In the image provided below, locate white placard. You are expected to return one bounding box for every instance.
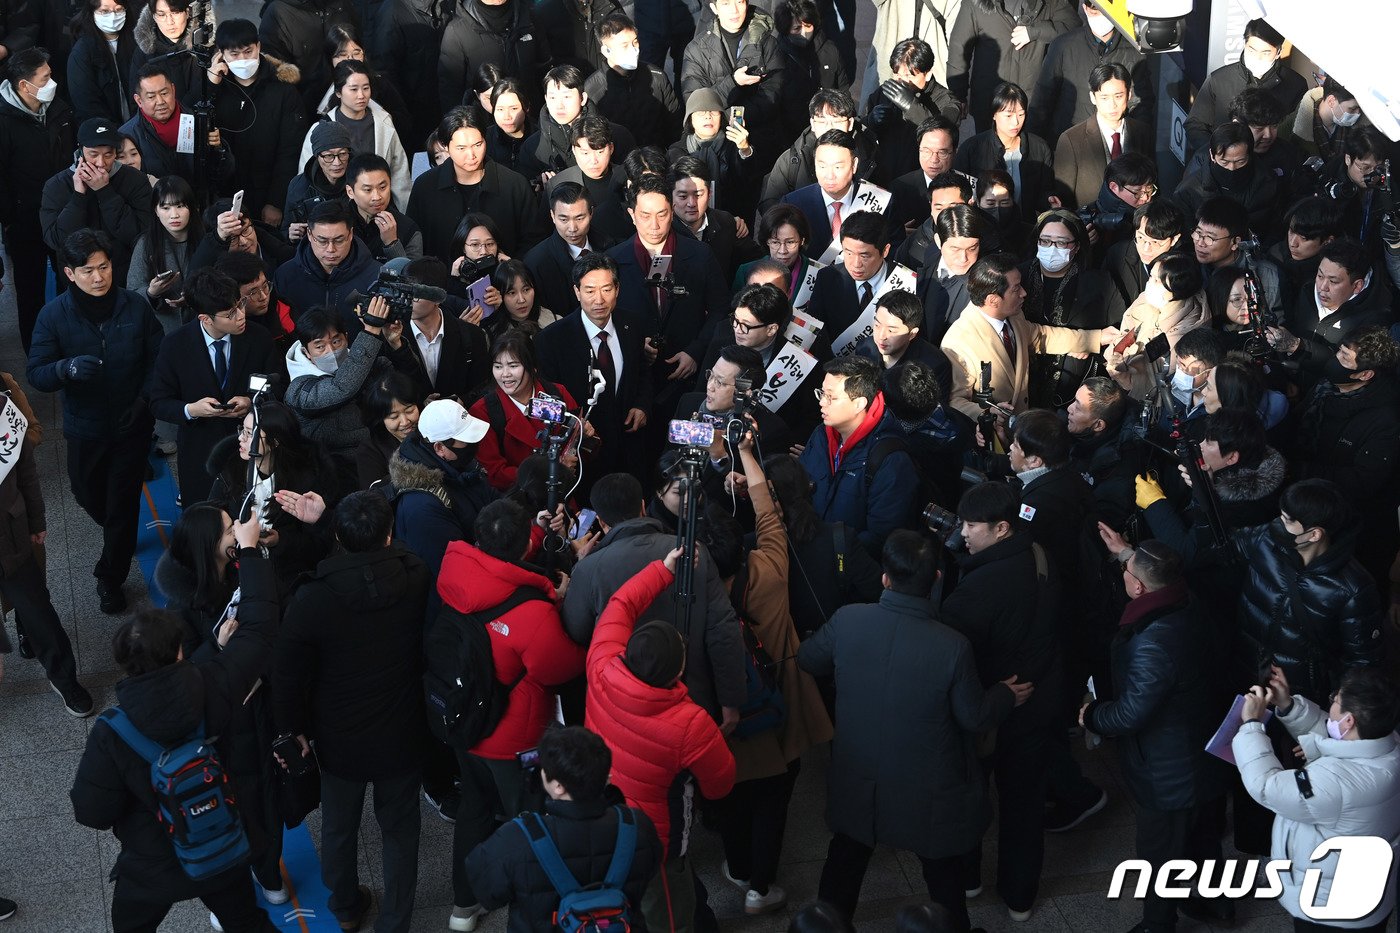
[783,310,824,351]
[873,262,918,300]
[757,342,819,413]
[792,259,825,310]
[177,113,196,154]
[817,237,842,266]
[851,181,893,215]
[0,396,30,486]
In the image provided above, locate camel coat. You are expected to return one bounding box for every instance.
[1106,292,1210,399]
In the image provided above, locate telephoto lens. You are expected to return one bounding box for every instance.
[923,503,964,550]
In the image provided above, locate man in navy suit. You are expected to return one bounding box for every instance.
[525,183,601,319]
[780,129,889,261]
[607,174,727,455]
[855,288,953,405]
[805,210,896,356]
[149,267,281,503]
[534,253,653,485]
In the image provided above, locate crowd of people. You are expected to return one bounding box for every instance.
[2,0,1400,931]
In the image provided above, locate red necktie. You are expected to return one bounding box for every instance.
[830,201,843,240]
[1001,322,1016,361]
[595,331,615,388]
[1110,131,1123,161]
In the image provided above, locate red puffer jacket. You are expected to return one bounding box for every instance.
[438,541,586,761]
[585,560,736,860]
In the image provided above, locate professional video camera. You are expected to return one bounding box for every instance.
[350,257,448,326]
[1303,156,1393,201]
[970,362,1000,459]
[665,419,713,631]
[1074,202,1132,235]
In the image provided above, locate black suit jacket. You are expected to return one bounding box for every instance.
[534,309,652,478]
[694,328,824,440]
[782,180,892,261]
[149,319,281,502]
[524,233,587,320]
[403,310,491,404]
[674,209,763,282]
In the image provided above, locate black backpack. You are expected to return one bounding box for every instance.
[863,435,940,530]
[423,588,548,750]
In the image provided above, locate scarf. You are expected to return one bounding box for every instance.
[825,392,886,475]
[70,283,119,324]
[143,99,183,150]
[1118,580,1188,628]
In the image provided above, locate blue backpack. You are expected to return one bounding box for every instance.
[101,708,251,881]
[514,806,637,932]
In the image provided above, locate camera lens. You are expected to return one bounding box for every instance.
[923,503,962,547]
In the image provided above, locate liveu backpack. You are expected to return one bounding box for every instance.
[100,708,251,881]
[515,806,637,933]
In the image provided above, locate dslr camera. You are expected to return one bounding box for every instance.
[457,254,499,287]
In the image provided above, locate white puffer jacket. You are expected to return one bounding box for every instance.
[1233,695,1400,928]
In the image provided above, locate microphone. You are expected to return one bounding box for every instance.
[588,366,606,405]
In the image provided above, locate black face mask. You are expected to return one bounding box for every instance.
[1322,357,1362,387]
[986,204,1017,228]
[1268,517,1312,550]
[1209,159,1254,189]
[785,33,811,50]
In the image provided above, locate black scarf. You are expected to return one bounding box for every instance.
[70,284,119,324]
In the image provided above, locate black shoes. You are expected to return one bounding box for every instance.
[96,579,127,615]
[52,682,96,718]
[0,896,16,920]
[1044,787,1108,833]
[16,632,34,659]
[423,788,459,824]
[336,885,372,932]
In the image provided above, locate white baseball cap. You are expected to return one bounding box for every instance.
[418,399,489,444]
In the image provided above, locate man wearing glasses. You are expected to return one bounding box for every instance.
[280,121,354,243]
[1189,196,1285,317]
[273,200,383,333]
[150,267,281,503]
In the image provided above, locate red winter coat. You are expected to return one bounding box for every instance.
[585,560,736,860]
[438,541,586,760]
[469,382,579,491]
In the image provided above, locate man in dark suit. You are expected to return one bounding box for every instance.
[780,129,891,261]
[669,155,763,282]
[544,116,635,248]
[854,288,953,405]
[400,257,490,402]
[1052,64,1152,209]
[525,183,600,319]
[149,268,281,504]
[1104,199,1187,308]
[805,210,897,357]
[607,174,727,454]
[674,344,794,463]
[534,253,652,484]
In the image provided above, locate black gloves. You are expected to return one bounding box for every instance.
[879,78,918,113]
[63,355,102,382]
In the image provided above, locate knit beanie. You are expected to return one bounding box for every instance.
[683,88,725,123]
[310,121,353,155]
[624,621,686,687]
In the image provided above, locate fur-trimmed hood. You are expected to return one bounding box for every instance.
[134,6,193,55]
[388,446,451,508]
[262,54,301,85]
[706,7,776,46]
[1215,447,1285,503]
[1289,86,1322,138]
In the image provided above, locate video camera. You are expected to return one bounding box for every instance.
[1304,156,1393,201]
[1074,202,1132,235]
[922,503,965,550]
[456,254,499,288]
[350,257,448,326]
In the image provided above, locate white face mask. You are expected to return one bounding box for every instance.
[94,10,127,33]
[228,58,260,81]
[1241,51,1274,79]
[1171,367,1196,395]
[1333,107,1361,128]
[1144,280,1169,307]
[311,346,348,374]
[1037,244,1073,273]
[1087,13,1115,38]
[31,78,59,103]
[611,47,640,72]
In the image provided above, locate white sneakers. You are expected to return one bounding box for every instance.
[448,904,487,931]
[744,885,787,915]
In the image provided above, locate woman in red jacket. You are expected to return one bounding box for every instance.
[469,331,584,492]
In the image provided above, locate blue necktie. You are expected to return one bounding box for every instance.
[212,338,228,388]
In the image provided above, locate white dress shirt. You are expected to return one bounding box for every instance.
[184,324,229,420]
[580,314,624,386]
[411,313,445,387]
[1097,115,1126,155]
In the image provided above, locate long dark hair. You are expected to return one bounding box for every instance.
[1205,266,1251,329]
[450,212,503,260]
[244,399,320,481]
[362,370,422,446]
[73,0,135,43]
[167,502,234,611]
[144,175,203,281]
[764,453,820,546]
[489,259,544,331]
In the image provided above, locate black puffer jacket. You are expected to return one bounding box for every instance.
[67,28,138,123]
[680,9,785,160]
[466,790,663,933]
[757,124,881,213]
[258,0,359,94]
[0,85,73,226]
[436,0,551,113]
[1028,27,1150,142]
[129,6,202,107]
[864,81,963,186]
[946,0,1078,131]
[1233,520,1384,704]
[1292,376,1400,504]
[1142,447,1286,568]
[374,0,455,143]
[69,548,278,905]
[214,55,308,218]
[1084,586,1223,810]
[1184,58,1307,152]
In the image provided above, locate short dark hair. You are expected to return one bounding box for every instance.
[1228,86,1288,127]
[1343,126,1389,163]
[112,610,187,676]
[331,59,372,94]
[883,360,942,422]
[822,356,881,407]
[928,170,974,203]
[1106,152,1156,189]
[307,199,354,232]
[717,344,766,389]
[1196,195,1250,240]
[1280,478,1354,540]
[967,252,1019,306]
[1152,253,1203,300]
[1212,356,1266,414]
[1321,75,1355,106]
[1209,121,1254,158]
[489,328,539,374]
[976,168,1016,201]
[876,289,923,330]
[935,202,984,243]
[814,128,859,159]
[295,306,344,344]
[990,82,1029,114]
[1087,61,1130,92]
[1173,325,1224,366]
[215,251,268,288]
[1319,236,1371,283]
[474,499,532,562]
[345,152,391,187]
[1136,199,1186,240]
[734,282,789,328]
[625,171,671,209]
[1343,326,1400,374]
[757,203,810,247]
[622,145,669,185]
[537,726,612,799]
[1242,18,1284,49]
[838,210,887,250]
[881,530,939,595]
[436,105,487,147]
[1012,409,1070,468]
[702,503,746,579]
[889,37,935,73]
[61,228,114,269]
[595,11,636,42]
[571,251,620,288]
[185,267,241,319]
[1284,196,1342,242]
[592,473,643,527]
[214,17,258,51]
[549,180,594,211]
[1131,539,1183,589]
[8,46,51,85]
[915,114,960,149]
[669,154,712,187]
[334,491,394,553]
[571,115,612,149]
[958,480,1019,526]
[776,0,822,32]
[807,88,856,119]
[1203,406,1266,469]
[489,76,528,112]
[1079,376,1128,430]
[544,63,587,92]
[1337,667,1400,740]
[404,256,450,290]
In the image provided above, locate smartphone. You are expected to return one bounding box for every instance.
[669,419,715,447]
[273,734,313,777]
[747,67,768,78]
[211,402,235,411]
[570,508,598,541]
[728,105,745,128]
[516,746,540,771]
[155,269,177,281]
[231,189,244,217]
[1113,327,1137,356]
[528,394,565,424]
